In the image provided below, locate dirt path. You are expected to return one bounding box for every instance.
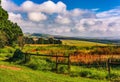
[0,65,21,71]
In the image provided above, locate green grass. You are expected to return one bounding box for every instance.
[62,40,107,47]
[0,61,108,82]
[0,52,108,82]
[0,42,119,82]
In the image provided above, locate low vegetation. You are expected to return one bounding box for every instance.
[0,40,120,82]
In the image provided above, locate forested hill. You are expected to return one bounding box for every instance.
[0,0,23,47]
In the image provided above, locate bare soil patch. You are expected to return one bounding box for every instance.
[0,65,21,71]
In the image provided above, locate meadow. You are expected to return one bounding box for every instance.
[0,40,120,82]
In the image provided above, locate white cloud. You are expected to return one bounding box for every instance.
[20,0,66,14]
[96,7,120,18]
[38,1,66,14]
[48,26,71,35]
[1,0,21,12]
[8,12,23,23]
[1,0,120,37]
[71,9,89,17]
[28,12,47,21]
[55,15,71,24]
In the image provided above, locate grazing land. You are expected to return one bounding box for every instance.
[0,40,120,82]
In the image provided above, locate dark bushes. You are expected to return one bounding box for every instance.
[11,49,24,62]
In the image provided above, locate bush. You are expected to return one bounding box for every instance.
[70,72,79,77]
[10,49,25,62]
[58,66,68,73]
[27,63,38,70]
[26,58,55,71]
[106,73,120,80]
[90,72,106,79]
[79,70,92,77]
[0,49,8,53]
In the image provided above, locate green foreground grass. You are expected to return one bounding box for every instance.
[0,57,108,82]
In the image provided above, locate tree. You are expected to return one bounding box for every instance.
[37,38,44,44]
[18,35,24,50]
[48,38,54,44]
[0,0,23,47]
[0,31,7,47]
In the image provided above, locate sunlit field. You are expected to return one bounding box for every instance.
[62,40,107,46]
[0,40,120,82]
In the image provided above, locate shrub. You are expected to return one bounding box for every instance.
[90,72,106,79]
[10,49,25,62]
[106,73,120,80]
[26,58,55,71]
[58,66,68,73]
[27,63,38,70]
[0,49,8,53]
[70,72,79,77]
[79,70,92,77]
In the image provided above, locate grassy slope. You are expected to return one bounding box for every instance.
[0,59,107,82]
[0,41,110,82]
[62,40,107,46]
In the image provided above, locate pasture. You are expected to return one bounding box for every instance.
[0,40,120,82]
[62,40,107,46]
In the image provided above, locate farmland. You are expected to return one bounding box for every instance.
[0,40,120,82]
[62,40,107,46]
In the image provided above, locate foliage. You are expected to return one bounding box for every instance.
[10,49,25,62]
[58,66,68,73]
[0,2,23,47]
[0,31,7,48]
[106,73,120,80]
[79,70,92,77]
[24,37,62,44]
[26,56,55,71]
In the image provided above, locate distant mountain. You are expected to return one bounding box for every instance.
[24,33,53,38]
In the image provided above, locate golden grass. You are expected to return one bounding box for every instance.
[62,40,107,47]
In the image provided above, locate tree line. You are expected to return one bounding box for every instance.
[0,0,23,48]
[24,37,62,44]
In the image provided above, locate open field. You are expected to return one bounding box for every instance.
[62,40,107,46]
[23,40,107,54]
[22,40,120,64]
[0,40,120,82]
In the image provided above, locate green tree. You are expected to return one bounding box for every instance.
[0,0,23,47]
[0,31,7,47]
[37,38,44,44]
[48,38,54,44]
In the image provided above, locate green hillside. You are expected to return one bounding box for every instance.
[62,40,107,47]
[0,59,107,82]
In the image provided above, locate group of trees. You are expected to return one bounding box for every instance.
[24,37,62,44]
[0,0,23,48]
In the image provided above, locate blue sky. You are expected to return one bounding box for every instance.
[1,0,120,37]
[11,0,120,11]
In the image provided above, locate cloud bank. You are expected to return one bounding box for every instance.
[1,0,120,37]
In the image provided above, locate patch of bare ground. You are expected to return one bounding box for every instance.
[0,65,21,71]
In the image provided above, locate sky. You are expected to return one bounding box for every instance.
[1,0,120,37]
